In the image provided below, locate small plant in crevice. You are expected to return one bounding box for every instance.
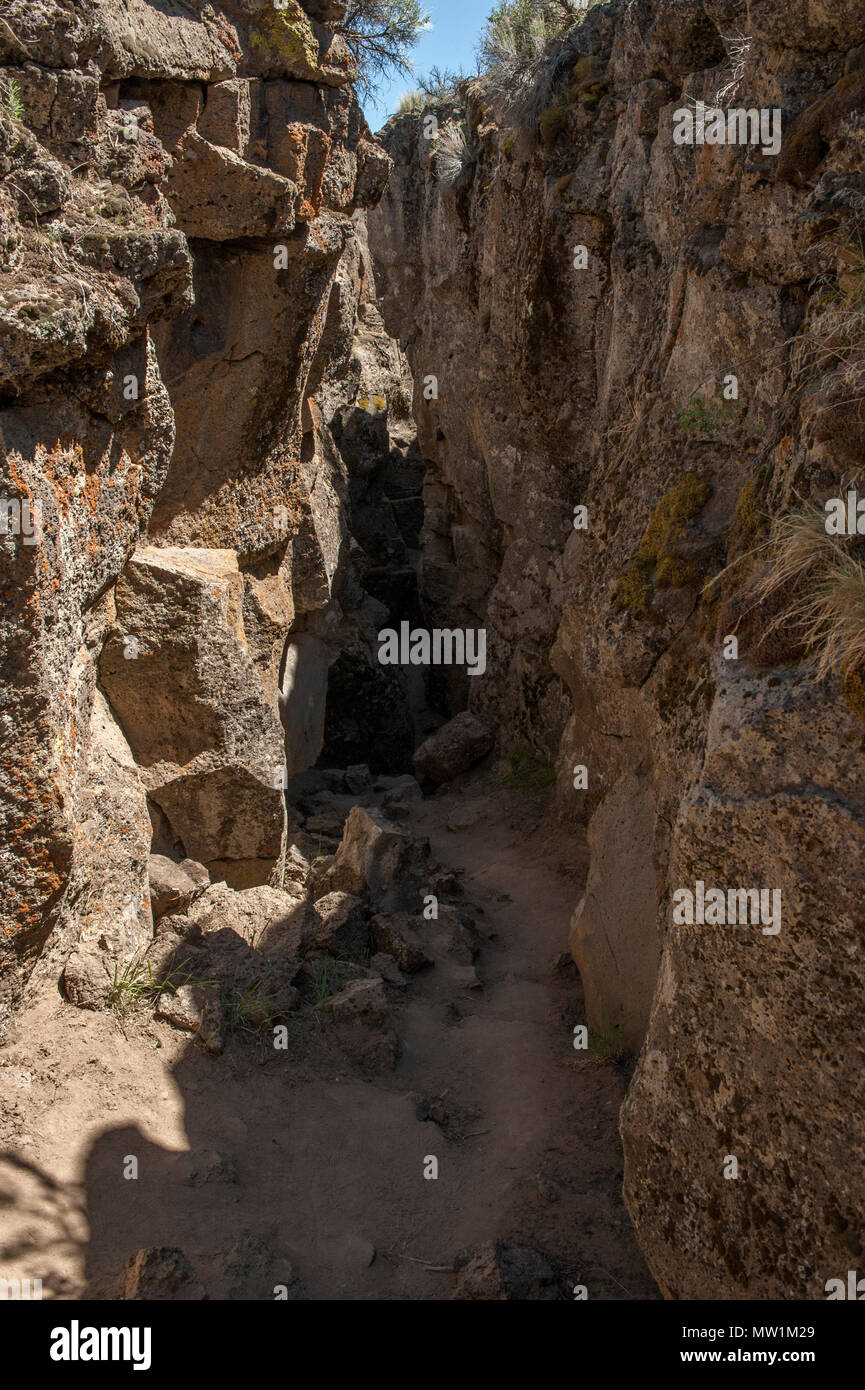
[497,744,556,792]
[676,396,738,434]
[433,119,480,187]
[2,75,24,122]
[587,1017,625,1065]
[312,957,337,1011]
[226,979,281,1033]
[107,954,215,1018]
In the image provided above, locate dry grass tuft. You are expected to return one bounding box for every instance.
[733,508,865,681]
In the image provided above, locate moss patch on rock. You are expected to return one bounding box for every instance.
[614,473,713,619]
[250,0,319,70]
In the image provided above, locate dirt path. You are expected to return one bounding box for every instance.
[0,774,657,1301]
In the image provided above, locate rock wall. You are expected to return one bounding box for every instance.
[368,0,865,1297]
[0,0,407,1019]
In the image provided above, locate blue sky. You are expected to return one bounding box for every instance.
[363,0,493,128]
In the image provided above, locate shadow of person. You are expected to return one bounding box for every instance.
[81,1029,309,1300]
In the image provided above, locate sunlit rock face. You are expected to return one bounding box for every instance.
[0,0,398,1014]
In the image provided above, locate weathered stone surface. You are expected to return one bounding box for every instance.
[313,891,369,960]
[99,546,287,888]
[156,983,223,1051]
[148,854,210,921]
[569,771,661,1052]
[61,946,114,1011]
[166,132,298,241]
[413,712,495,784]
[326,974,397,1069]
[186,882,316,957]
[370,913,433,974]
[621,662,865,1299]
[324,806,429,910]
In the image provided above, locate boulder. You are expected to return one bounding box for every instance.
[156,982,223,1051]
[62,946,114,1010]
[313,891,369,960]
[326,975,397,1069]
[148,853,210,920]
[324,806,429,911]
[185,882,316,956]
[370,913,434,974]
[412,712,494,784]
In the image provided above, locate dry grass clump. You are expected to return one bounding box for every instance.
[434,119,479,186]
[471,0,601,132]
[722,508,865,686]
[793,235,865,414]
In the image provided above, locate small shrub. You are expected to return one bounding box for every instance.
[676,397,737,434]
[418,64,470,99]
[434,119,480,186]
[396,88,424,113]
[312,958,337,1011]
[499,745,556,791]
[473,0,603,132]
[588,1019,625,1064]
[2,75,23,122]
[107,954,214,1018]
[226,980,281,1032]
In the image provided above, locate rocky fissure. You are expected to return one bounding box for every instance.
[2,0,865,1304]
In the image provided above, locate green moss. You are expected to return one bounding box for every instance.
[578,91,599,109]
[501,132,515,157]
[499,746,555,793]
[250,0,318,69]
[613,562,654,618]
[614,473,713,617]
[638,474,713,569]
[841,663,865,725]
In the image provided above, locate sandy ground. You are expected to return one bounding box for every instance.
[0,772,658,1300]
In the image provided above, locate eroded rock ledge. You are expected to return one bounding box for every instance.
[0,1,406,1007]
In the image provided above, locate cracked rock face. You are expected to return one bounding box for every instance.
[0,0,395,1018]
[368,0,865,1297]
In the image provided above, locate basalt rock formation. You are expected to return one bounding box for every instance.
[0,0,413,1017]
[3,0,865,1305]
[368,0,865,1299]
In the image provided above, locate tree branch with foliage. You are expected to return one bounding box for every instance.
[336,0,430,103]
